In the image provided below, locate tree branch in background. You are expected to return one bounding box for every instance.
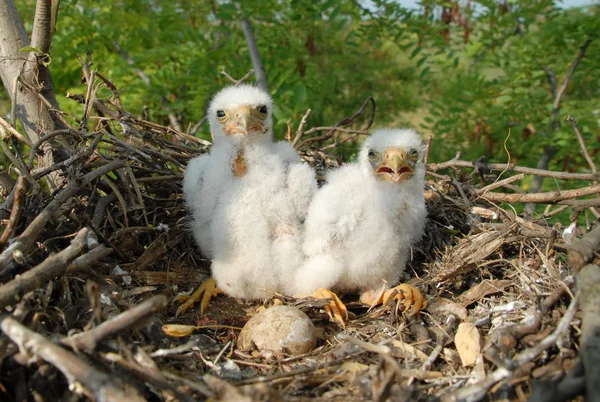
[113,41,183,132]
[241,18,268,92]
[526,37,594,214]
[294,96,376,151]
[567,116,598,181]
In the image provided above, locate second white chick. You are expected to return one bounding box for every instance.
[184,84,316,302]
[291,129,427,305]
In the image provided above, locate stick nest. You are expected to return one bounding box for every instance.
[0,68,597,402]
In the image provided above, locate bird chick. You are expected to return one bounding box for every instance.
[291,128,427,322]
[180,85,316,314]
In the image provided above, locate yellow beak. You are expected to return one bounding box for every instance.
[375,148,414,183]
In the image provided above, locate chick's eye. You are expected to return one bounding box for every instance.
[216,110,226,118]
[368,150,377,159]
[259,105,268,114]
[409,150,419,159]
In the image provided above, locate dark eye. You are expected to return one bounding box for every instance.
[216,110,225,118]
[368,150,377,158]
[409,149,418,158]
[259,105,268,114]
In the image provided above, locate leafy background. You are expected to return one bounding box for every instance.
[2,0,599,221]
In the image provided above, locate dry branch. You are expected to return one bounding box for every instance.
[568,224,600,271]
[63,295,167,353]
[0,160,126,274]
[480,183,600,204]
[427,159,599,181]
[0,315,145,401]
[579,264,600,402]
[0,228,88,309]
[294,96,375,150]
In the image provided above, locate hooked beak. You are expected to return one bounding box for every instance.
[375,148,414,183]
[223,105,252,136]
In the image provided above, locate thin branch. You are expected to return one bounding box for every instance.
[427,159,599,181]
[0,115,33,147]
[567,115,598,178]
[291,108,312,148]
[295,96,376,150]
[221,68,254,87]
[548,38,593,132]
[481,183,600,204]
[441,292,578,402]
[0,228,88,309]
[0,176,28,246]
[0,315,145,401]
[0,160,127,274]
[63,295,167,353]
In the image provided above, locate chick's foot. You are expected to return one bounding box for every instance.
[359,283,424,316]
[312,288,348,327]
[174,277,222,317]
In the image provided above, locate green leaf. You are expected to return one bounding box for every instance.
[19,46,44,53]
[497,95,513,104]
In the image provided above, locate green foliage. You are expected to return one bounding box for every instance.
[1,0,598,225]
[37,0,424,144]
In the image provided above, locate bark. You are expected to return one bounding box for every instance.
[0,0,72,184]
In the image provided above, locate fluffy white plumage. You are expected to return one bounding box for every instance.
[290,128,427,298]
[183,84,316,299]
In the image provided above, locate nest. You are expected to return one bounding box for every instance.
[0,68,599,402]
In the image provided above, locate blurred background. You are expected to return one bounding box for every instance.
[2,0,599,195]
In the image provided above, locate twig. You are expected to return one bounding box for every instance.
[221,68,255,87]
[0,228,88,309]
[567,224,600,271]
[441,293,578,402]
[0,160,127,274]
[0,315,145,401]
[567,116,598,180]
[295,96,376,150]
[66,245,112,273]
[101,351,201,402]
[427,159,599,181]
[291,109,312,148]
[0,113,32,147]
[0,176,28,246]
[578,264,600,402]
[63,295,167,353]
[481,184,600,204]
[424,135,432,165]
[27,129,80,170]
[475,173,525,195]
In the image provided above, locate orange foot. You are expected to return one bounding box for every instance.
[174,277,222,317]
[312,288,348,327]
[359,283,424,316]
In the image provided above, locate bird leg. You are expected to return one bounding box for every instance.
[174,277,222,317]
[311,288,348,327]
[359,283,424,316]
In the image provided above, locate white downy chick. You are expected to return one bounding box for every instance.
[183,84,316,300]
[292,128,427,301]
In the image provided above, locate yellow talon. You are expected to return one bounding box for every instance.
[312,288,348,327]
[360,283,424,316]
[174,277,222,317]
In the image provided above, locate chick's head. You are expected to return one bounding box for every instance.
[360,129,425,184]
[208,85,273,143]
